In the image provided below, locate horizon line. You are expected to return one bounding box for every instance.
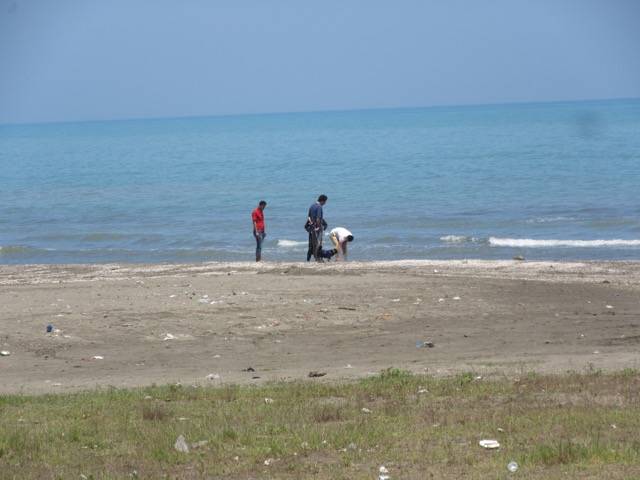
[1,95,638,128]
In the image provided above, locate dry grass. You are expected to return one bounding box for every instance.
[1,368,640,479]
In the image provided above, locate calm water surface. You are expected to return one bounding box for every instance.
[1,99,639,263]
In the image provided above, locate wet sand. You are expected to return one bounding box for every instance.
[1,260,639,394]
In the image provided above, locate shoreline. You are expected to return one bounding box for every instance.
[2,259,640,285]
[2,259,640,394]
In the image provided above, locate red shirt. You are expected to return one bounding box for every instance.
[252,207,265,232]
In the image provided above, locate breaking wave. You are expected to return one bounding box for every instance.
[489,237,640,248]
[277,239,307,248]
[440,235,477,244]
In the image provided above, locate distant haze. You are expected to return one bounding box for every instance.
[1,0,639,124]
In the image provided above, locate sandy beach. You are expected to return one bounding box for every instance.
[1,260,639,394]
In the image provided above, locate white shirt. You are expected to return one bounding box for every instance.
[330,227,352,243]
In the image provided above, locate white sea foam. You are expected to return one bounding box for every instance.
[489,237,640,248]
[440,235,477,243]
[277,239,307,248]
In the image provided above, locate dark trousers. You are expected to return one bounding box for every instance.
[254,231,265,261]
[306,228,323,261]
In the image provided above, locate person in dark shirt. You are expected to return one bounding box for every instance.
[305,194,328,261]
[251,200,267,262]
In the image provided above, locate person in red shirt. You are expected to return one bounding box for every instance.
[251,200,267,262]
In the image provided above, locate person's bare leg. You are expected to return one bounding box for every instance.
[330,234,342,261]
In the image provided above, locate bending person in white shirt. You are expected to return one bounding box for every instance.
[329,227,354,261]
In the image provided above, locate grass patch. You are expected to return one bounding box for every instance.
[1,370,640,479]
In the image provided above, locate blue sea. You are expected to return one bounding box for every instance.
[1,99,639,264]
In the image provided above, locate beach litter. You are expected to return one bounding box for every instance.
[206,373,221,380]
[308,371,327,378]
[379,465,390,480]
[0,351,10,356]
[453,296,461,300]
[191,440,208,449]
[513,255,525,261]
[46,324,53,333]
[92,355,104,360]
[479,439,500,449]
[416,340,434,348]
[174,435,189,453]
[162,333,176,341]
[507,461,519,473]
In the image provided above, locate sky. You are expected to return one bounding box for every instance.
[1,0,639,124]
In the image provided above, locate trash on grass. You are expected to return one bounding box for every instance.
[379,465,390,480]
[507,461,519,472]
[264,397,274,404]
[174,435,189,453]
[206,373,221,380]
[479,439,500,449]
[361,407,372,414]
